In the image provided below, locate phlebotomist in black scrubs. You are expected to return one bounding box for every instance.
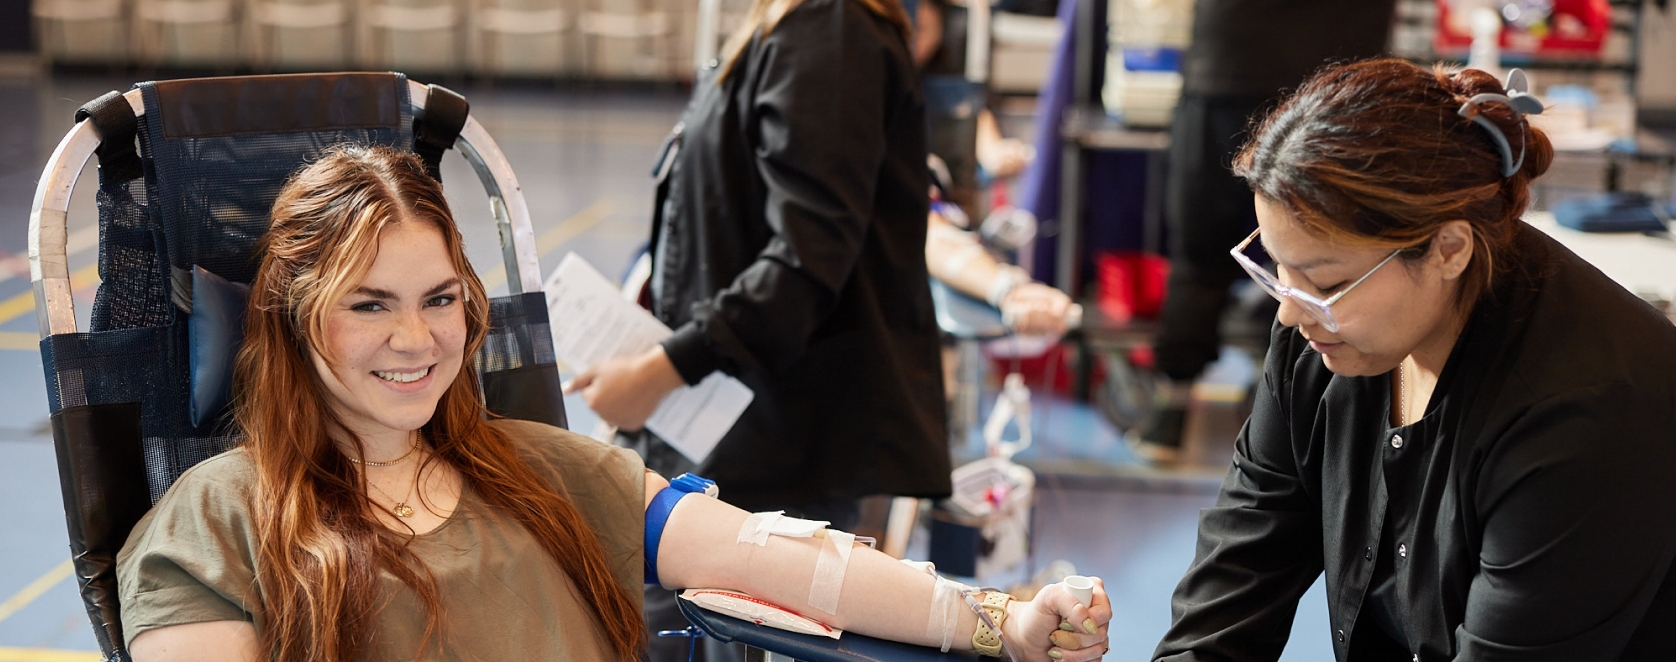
[1152,58,1674,661]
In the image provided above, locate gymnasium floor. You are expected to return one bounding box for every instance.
[0,66,1333,661]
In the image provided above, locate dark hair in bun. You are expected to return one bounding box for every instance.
[1233,57,1553,306]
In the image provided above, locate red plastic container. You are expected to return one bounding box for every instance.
[1094,250,1171,322]
[1434,0,1610,58]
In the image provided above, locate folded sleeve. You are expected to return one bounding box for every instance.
[661,1,897,384]
[1154,330,1326,662]
[115,453,261,647]
[1454,382,1675,661]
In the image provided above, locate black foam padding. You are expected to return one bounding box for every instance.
[413,83,469,180]
[52,402,153,658]
[76,91,144,184]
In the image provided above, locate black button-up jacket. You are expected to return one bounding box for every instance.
[1155,224,1675,661]
[643,0,950,509]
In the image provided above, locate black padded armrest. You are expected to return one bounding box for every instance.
[677,594,987,662]
[52,402,152,657]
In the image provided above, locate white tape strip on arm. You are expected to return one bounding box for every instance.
[737,511,830,546]
[808,530,855,614]
[909,561,972,653]
[737,511,783,546]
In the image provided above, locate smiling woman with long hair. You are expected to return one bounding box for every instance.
[114,145,1113,662]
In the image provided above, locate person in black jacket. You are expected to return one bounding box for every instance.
[1153,59,1674,661]
[1136,0,1397,460]
[563,0,951,659]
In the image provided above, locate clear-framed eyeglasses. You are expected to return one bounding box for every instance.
[1229,228,1403,333]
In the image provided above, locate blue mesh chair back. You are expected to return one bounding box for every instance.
[34,73,565,661]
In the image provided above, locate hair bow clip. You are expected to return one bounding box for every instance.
[1457,69,1545,177]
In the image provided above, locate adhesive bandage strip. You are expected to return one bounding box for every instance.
[807,530,856,614]
[737,511,784,546]
[737,511,831,546]
[924,575,968,652]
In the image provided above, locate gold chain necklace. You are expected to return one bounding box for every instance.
[367,462,421,518]
[349,432,422,467]
[358,431,424,518]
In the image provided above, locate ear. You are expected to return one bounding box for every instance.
[1432,220,1475,281]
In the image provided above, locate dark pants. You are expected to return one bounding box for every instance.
[625,430,863,662]
[1154,93,1274,381]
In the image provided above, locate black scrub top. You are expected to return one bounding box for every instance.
[642,0,951,510]
[1154,223,1676,662]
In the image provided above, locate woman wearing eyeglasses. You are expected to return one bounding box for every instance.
[1151,59,1674,661]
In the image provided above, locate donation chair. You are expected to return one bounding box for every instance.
[30,72,564,661]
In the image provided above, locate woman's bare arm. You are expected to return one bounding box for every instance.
[646,474,1111,662]
[128,620,261,662]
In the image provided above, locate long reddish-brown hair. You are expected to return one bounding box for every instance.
[1234,58,1555,305]
[232,144,644,661]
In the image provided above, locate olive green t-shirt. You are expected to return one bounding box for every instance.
[115,419,646,660]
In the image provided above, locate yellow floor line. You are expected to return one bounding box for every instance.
[0,648,103,662]
[0,559,75,625]
[0,264,101,329]
[479,197,616,292]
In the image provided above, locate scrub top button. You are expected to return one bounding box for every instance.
[1337,629,1346,643]
[1365,547,1373,561]
[1398,543,1408,558]
[1390,434,1404,448]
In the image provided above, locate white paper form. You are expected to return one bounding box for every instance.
[544,253,753,464]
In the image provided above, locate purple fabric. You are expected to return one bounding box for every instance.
[1015,0,1080,226]
[1016,0,1154,285]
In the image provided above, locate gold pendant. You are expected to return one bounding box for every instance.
[393,503,414,518]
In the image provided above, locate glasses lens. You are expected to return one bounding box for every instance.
[1238,258,1286,301]
[1301,301,1339,332]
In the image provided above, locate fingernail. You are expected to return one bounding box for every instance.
[1048,651,1063,660]
[1058,622,1076,632]
[1083,618,1098,635]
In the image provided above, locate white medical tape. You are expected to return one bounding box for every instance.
[925,574,968,652]
[737,511,784,546]
[738,511,831,546]
[807,530,855,614]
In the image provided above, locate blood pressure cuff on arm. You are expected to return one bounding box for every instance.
[645,473,719,585]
